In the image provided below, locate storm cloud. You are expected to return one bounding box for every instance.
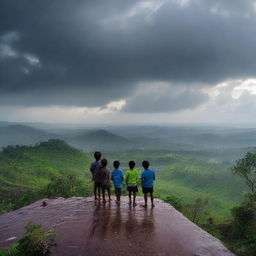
[1,0,256,112]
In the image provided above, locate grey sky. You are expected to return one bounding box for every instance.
[1,0,256,123]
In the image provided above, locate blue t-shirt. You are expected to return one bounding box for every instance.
[111,169,124,188]
[141,169,155,188]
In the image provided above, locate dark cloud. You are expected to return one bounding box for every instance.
[122,85,209,112]
[1,0,256,108]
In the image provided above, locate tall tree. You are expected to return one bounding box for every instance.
[233,152,256,200]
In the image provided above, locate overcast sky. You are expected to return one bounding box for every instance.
[1,0,256,124]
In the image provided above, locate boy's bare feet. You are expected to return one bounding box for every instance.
[133,202,137,207]
[141,204,147,208]
[103,200,106,204]
[151,204,155,208]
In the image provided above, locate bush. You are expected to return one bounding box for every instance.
[0,247,18,256]
[217,202,256,256]
[17,222,56,256]
[164,195,184,211]
[0,222,56,256]
[44,174,88,198]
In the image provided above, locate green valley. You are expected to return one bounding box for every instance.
[0,139,92,213]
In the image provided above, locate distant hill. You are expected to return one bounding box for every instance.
[0,121,10,126]
[67,129,131,151]
[178,131,256,148]
[0,139,91,213]
[0,125,57,148]
[109,126,256,149]
[0,139,91,189]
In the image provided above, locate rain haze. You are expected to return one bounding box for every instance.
[1,0,256,124]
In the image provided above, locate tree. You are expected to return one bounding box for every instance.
[232,152,256,200]
[190,197,209,223]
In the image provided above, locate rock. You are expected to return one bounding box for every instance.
[0,197,234,256]
[41,200,48,207]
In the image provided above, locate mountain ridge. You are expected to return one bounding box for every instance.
[0,125,56,148]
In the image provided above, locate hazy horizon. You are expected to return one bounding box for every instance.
[4,119,256,132]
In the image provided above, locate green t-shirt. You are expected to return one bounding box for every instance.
[125,169,139,185]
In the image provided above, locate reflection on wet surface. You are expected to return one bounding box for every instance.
[88,201,155,242]
[0,197,234,256]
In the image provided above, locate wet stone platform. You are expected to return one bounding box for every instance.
[0,196,234,256]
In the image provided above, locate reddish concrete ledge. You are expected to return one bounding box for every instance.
[0,197,234,256]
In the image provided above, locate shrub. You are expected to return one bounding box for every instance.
[45,174,81,198]
[0,222,55,256]
[164,195,184,211]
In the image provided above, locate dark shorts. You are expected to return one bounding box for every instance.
[101,185,110,190]
[101,182,111,190]
[127,186,138,192]
[143,187,153,194]
[94,182,101,188]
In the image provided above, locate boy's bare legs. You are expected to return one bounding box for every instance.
[150,192,155,207]
[143,193,148,208]
[97,186,101,200]
[93,182,97,200]
[128,191,132,204]
[107,188,111,201]
[133,192,137,206]
[115,188,121,203]
[102,188,106,203]
[118,189,121,202]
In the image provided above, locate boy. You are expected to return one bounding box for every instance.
[99,158,111,203]
[111,160,124,204]
[90,151,101,200]
[141,160,155,208]
[125,161,139,207]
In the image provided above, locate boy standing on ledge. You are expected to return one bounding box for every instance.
[90,151,101,200]
[125,160,139,207]
[141,160,155,208]
[111,160,124,204]
[100,158,111,203]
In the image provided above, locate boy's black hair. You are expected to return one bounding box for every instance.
[129,160,136,169]
[142,160,150,169]
[113,160,120,169]
[94,151,101,161]
[101,158,108,167]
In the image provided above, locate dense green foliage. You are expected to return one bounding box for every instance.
[0,222,55,256]
[233,152,256,198]
[0,140,92,213]
[221,152,256,256]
